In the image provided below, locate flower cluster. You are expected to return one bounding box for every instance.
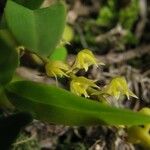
[45,49,137,102]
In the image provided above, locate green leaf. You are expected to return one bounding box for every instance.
[49,46,67,61]
[0,16,7,29]
[5,0,66,57]
[5,81,150,126]
[0,29,17,47]
[0,35,18,85]
[12,0,44,9]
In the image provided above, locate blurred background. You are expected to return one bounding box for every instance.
[12,0,150,149]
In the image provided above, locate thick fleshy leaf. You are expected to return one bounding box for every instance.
[0,29,17,47]
[5,81,150,126]
[0,15,8,29]
[0,35,18,85]
[49,47,67,61]
[5,0,66,57]
[12,0,44,9]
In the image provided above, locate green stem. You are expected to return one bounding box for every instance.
[0,88,14,110]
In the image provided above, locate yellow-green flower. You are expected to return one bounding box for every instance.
[102,76,138,100]
[70,76,99,97]
[45,60,69,78]
[72,49,104,71]
[127,107,150,148]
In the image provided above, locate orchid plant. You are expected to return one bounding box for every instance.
[0,0,150,149]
